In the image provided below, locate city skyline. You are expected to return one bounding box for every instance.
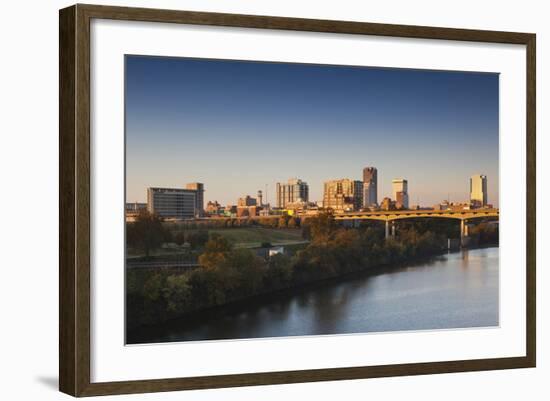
[126,56,499,206]
[134,169,491,210]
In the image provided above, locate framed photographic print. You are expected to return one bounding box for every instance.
[59,4,536,397]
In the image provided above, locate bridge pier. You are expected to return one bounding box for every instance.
[385,220,396,239]
[460,219,469,247]
[333,210,498,243]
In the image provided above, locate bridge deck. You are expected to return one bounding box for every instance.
[334,208,499,221]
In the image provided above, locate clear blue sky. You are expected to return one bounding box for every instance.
[125,55,499,207]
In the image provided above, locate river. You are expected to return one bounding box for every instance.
[127,247,499,344]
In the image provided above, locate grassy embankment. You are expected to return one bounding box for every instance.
[127,226,307,258]
[189,227,305,248]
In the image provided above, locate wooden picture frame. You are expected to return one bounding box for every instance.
[59,3,536,397]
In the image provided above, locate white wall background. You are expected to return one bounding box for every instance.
[0,1,546,400]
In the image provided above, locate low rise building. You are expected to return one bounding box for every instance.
[268,246,285,257]
[147,184,204,219]
[380,197,397,211]
[205,200,222,215]
[238,195,257,207]
[125,202,147,221]
[237,205,261,218]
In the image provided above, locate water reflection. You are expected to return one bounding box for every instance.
[128,247,499,344]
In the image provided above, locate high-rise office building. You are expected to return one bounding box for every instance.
[323,179,363,211]
[392,179,409,209]
[395,191,407,209]
[147,186,203,219]
[470,174,488,206]
[362,167,378,207]
[185,182,204,216]
[276,178,309,208]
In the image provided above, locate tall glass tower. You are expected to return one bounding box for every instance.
[470,174,488,206]
[362,167,378,207]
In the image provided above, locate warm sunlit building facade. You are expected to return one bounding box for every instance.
[380,197,396,211]
[392,179,409,209]
[237,195,257,207]
[470,174,488,207]
[323,179,363,212]
[276,178,309,208]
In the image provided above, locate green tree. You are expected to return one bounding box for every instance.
[174,231,186,246]
[126,210,168,257]
[162,274,192,312]
[226,248,266,295]
[204,234,232,253]
[468,221,499,245]
[188,268,231,306]
[187,230,209,250]
[265,253,293,289]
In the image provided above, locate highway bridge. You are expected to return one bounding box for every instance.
[333,208,499,242]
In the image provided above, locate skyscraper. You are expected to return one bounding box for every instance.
[470,174,488,206]
[276,178,309,208]
[323,179,363,211]
[392,179,409,209]
[362,167,378,207]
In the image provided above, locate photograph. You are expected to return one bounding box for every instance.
[124,55,500,344]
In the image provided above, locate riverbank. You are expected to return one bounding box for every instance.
[127,246,499,344]
[129,252,439,332]
[127,214,499,333]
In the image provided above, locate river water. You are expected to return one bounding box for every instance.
[127,247,499,344]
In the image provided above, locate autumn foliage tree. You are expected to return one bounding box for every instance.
[198,234,232,270]
[302,211,336,243]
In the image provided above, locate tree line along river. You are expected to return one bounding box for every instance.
[127,246,499,344]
